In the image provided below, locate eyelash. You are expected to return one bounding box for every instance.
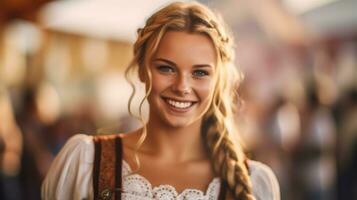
[157,65,175,73]
[193,70,209,77]
[156,65,209,77]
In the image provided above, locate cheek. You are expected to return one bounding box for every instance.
[150,73,171,94]
[195,79,215,101]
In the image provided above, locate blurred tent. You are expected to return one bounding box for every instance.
[301,0,357,39]
[39,0,185,42]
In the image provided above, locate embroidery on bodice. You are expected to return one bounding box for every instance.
[121,160,221,200]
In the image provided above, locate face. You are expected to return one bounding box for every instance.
[145,31,217,128]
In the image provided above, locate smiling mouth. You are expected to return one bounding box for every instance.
[162,97,197,109]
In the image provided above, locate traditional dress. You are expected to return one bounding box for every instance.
[42,134,280,200]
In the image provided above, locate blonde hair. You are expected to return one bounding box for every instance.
[125,2,255,199]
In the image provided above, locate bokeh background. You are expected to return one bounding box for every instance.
[0,0,356,199]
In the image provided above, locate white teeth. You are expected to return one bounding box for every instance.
[166,99,193,109]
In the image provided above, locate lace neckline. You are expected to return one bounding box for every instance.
[121,160,221,199]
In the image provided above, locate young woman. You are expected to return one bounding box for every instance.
[42,2,280,200]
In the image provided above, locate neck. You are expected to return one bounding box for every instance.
[141,117,208,163]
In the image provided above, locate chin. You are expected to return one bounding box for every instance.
[162,114,199,129]
[166,121,191,128]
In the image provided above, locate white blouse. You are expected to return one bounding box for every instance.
[42,134,280,200]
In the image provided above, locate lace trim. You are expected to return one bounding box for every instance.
[121,160,221,200]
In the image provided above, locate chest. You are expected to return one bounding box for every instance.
[121,160,222,200]
[92,135,228,200]
[129,158,215,192]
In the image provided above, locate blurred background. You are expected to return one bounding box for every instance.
[0,0,356,199]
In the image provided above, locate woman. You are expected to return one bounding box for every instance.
[42,1,280,200]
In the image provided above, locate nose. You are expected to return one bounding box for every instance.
[172,74,192,96]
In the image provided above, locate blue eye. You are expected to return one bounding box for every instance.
[193,70,209,77]
[157,65,175,74]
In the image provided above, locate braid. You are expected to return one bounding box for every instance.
[202,115,255,200]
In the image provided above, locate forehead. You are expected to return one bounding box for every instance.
[153,31,217,65]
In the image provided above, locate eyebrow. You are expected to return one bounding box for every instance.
[153,58,213,68]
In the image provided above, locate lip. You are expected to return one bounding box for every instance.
[162,96,197,103]
[161,97,197,113]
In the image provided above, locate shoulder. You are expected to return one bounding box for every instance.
[62,134,95,163]
[120,130,144,149]
[248,160,281,200]
[41,134,95,199]
[67,133,94,145]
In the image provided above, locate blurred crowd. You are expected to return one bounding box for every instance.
[1,0,357,200]
[0,85,96,199]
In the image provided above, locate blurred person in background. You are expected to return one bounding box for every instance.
[14,84,96,200]
[336,88,357,199]
[291,81,336,200]
[17,84,65,199]
[15,86,55,200]
[42,1,280,200]
[0,86,23,200]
